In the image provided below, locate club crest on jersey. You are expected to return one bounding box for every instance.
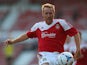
[55,24,60,29]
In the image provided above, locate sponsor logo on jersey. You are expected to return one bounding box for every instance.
[41,32,56,38]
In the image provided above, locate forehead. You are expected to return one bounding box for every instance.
[43,7,54,12]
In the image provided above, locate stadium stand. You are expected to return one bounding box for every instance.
[0,10,9,25]
[11,10,42,30]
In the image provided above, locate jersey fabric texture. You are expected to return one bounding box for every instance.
[27,19,78,52]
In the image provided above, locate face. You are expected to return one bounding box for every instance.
[42,7,55,25]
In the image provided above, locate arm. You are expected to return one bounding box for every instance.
[5,23,38,45]
[74,32,81,51]
[74,32,81,60]
[60,19,82,60]
[5,33,29,44]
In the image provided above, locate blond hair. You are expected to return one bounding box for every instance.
[42,3,55,12]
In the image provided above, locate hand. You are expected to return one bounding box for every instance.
[74,50,82,60]
[4,39,13,46]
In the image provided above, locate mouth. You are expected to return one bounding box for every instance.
[47,17,52,19]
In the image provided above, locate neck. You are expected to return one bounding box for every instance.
[46,19,53,25]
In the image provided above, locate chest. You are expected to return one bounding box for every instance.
[37,23,64,38]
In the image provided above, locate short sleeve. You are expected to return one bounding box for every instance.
[26,23,39,38]
[59,19,78,36]
[65,27,78,37]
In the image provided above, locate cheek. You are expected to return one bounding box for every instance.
[42,14,45,18]
[42,14,46,19]
[52,12,55,16]
[42,14,47,18]
[52,14,55,18]
[42,13,45,17]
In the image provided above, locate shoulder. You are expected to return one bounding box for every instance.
[54,19,66,22]
[54,19,68,26]
[33,21,44,28]
[57,19,67,24]
[53,19,67,24]
[31,21,44,31]
[55,19,73,31]
[35,21,44,25]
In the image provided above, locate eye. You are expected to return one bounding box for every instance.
[45,12,48,15]
[49,12,52,14]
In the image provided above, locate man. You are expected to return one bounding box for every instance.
[5,3,81,65]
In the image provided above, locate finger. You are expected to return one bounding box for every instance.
[3,42,8,48]
[3,40,9,47]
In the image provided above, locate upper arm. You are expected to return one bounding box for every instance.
[26,23,39,38]
[74,32,81,41]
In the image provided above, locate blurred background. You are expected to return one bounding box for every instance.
[0,0,87,65]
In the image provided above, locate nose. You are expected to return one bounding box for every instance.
[47,13,51,17]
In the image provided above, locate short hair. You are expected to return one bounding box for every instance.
[42,3,55,12]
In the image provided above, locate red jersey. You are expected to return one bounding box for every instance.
[27,19,78,52]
